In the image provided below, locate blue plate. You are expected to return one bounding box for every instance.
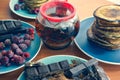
[9,0,37,19]
[74,17,120,65]
[17,55,87,80]
[0,20,42,74]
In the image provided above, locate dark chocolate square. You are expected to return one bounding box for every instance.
[59,60,70,70]
[48,63,61,72]
[37,65,50,74]
[25,67,39,76]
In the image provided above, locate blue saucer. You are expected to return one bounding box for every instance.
[75,17,120,65]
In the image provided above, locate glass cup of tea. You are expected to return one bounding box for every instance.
[35,0,80,50]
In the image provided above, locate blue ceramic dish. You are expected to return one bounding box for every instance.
[17,55,87,80]
[9,0,37,19]
[75,17,120,65]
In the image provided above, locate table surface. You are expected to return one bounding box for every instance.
[0,0,120,80]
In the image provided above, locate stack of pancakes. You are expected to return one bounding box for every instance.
[87,5,120,50]
[23,0,48,13]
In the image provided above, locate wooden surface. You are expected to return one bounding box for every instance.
[0,0,120,80]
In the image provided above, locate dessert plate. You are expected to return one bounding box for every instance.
[9,0,37,19]
[0,20,42,74]
[74,17,120,65]
[17,55,87,80]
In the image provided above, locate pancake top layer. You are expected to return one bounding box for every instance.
[94,5,120,21]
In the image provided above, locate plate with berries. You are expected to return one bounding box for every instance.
[0,20,42,74]
[9,0,37,19]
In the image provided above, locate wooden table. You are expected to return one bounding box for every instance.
[0,0,120,80]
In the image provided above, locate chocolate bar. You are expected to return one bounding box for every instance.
[0,20,22,35]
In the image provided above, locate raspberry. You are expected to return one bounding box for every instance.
[14,4,20,11]
[24,34,31,40]
[11,54,18,63]
[7,50,14,58]
[18,56,25,65]
[0,53,3,59]
[1,50,7,56]
[1,56,9,65]
[15,48,23,55]
[27,28,34,35]
[30,34,35,40]
[34,8,39,14]
[24,40,31,47]
[18,37,24,44]
[12,36,19,44]
[0,62,2,66]
[23,52,30,58]
[0,42,5,50]
[13,55,25,65]
[6,63,11,67]
[11,43,19,51]
[19,43,28,51]
[4,39,11,46]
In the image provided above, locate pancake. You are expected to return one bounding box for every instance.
[87,27,120,50]
[94,5,120,22]
[96,19,120,26]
